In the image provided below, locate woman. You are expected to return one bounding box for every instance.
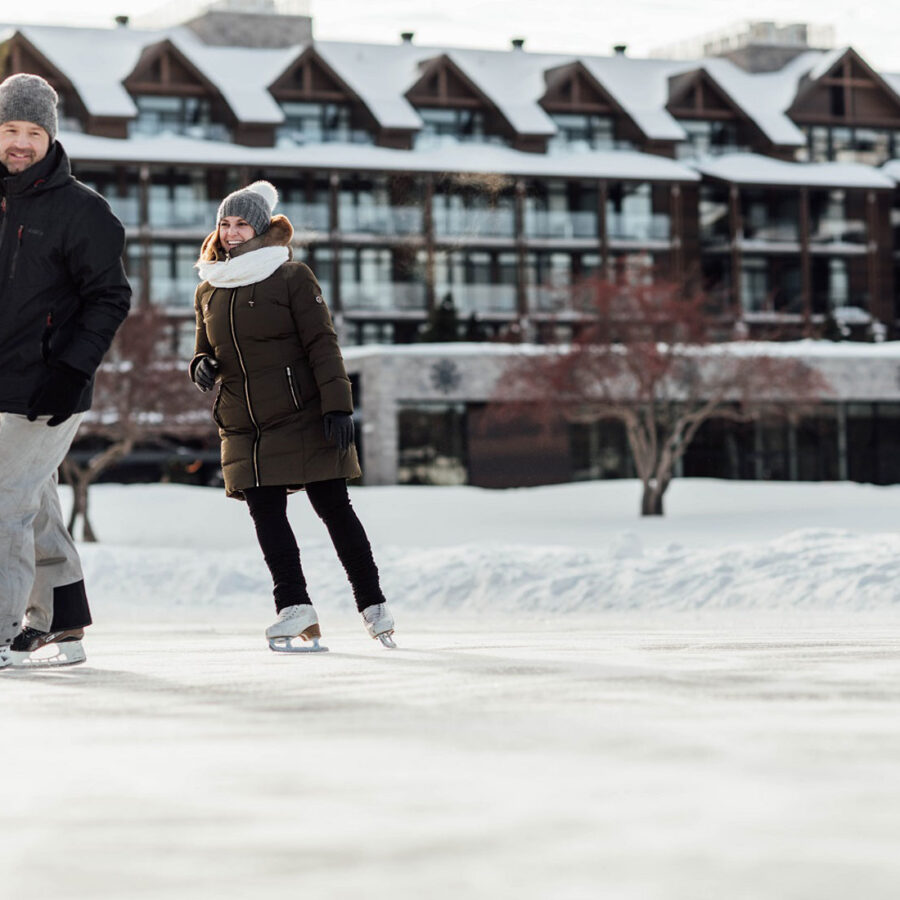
[189,181,395,651]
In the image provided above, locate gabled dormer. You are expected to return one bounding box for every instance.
[787,48,900,164]
[540,61,642,152]
[406,55,515,149]
[268,47,378,147]
[124,40,233,142]
[667,68,762,158]
[0,32,93,135]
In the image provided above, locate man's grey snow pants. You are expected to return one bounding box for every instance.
[0,412,87,647]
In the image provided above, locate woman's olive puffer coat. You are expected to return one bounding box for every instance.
[191,217,361,499]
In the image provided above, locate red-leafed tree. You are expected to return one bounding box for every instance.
[488,275,829,516]
[62,305,215,541]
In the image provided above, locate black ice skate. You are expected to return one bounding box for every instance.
[10,626,87,668]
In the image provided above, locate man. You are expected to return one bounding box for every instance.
[0,73,131,669]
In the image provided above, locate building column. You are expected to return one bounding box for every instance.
[729,184,742,321]
[598,179,609,281]
[138,164,151,310]
[799,187,812,330]
[514,179,529,334]
[670,183,683,286]
[329,172,341,313]
[866,190,880,322]
[424,175,436,312]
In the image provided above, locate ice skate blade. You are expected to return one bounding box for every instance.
[376,632,397,649]
[268,636,329,654]
[10,640,86,668]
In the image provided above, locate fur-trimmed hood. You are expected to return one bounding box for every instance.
[198,214,294,264]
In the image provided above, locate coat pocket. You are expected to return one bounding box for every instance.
[285,365,303,411]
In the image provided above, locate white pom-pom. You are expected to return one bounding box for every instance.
[247,180,278,212]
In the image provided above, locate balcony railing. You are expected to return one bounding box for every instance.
[810,220,867,245]
[527,284,575,312]
[108,196,141,228]
[280,202,330,232]
[607,212,670,242]
[435,284,518,314]
[339,204,424,236]
[525,210,597,239]
[150,277,200,308]
[341,281,427,311]
[433,207,516,239]
[149,200,219,230]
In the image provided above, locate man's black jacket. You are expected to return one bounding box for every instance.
[0,141,132,415]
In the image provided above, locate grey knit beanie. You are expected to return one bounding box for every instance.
[0,74,59,142]
[217,181,278,236]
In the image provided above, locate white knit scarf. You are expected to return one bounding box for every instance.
[196,245,289,287]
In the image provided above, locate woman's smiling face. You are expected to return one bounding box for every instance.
[219,216,256,251]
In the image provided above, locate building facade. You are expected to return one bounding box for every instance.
[2,8,899,485]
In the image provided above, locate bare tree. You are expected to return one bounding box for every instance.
[62,305,214,540]
[488,275,829,516]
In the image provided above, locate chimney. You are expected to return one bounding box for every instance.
[613,43,627,56]
[400,31,414,44]
[511,38,525,51]
[114,14,130,27]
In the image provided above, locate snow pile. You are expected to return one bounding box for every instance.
[71,480,900,620]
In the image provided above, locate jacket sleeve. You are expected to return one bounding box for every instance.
[189,285,215,381]
[286,264,353,415]
[58,195,132,376]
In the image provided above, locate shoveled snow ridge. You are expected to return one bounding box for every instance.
[80,527,900,620]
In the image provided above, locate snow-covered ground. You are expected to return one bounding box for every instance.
[3,479,900,899]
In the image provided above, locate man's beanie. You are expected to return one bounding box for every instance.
[0,74,59,142]
[217,181,278,236]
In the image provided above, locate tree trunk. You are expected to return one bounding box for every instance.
[641,481,665,516]
[64,466,97,542]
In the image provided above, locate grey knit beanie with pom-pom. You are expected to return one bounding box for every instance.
[216,181,278,236]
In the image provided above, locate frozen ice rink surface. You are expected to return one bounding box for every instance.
[5,613,900,900]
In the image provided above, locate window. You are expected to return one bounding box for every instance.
[398,404,468,485]
[547,113,632,153]
[415,107,505,147]
[676,119,746,159]
[741,258,768,313]
[131,95,227,141]
[803,125,898,165]
[277,101,371,145]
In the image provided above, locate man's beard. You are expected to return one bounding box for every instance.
[1,150,37,173]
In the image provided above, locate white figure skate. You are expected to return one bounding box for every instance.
[362,603,396,648]
[266,604,328,653]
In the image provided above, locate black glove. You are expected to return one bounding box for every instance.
[192,356,219,392]
[27,362,90,427]
[323,411,354,452]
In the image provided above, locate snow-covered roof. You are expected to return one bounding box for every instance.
[60,131,700,181]
[880,159,900,183]
[692,153,895,189]
[698,56,809,146]
[18,25,150,118]
[168,29,294,124]
[3,22,898,170]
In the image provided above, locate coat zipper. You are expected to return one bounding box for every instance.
[228,288,261,486]
[285,366,303,410]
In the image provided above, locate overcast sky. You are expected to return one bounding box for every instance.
[2,0,898,69]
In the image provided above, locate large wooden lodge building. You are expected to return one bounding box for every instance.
[2,7,899,486]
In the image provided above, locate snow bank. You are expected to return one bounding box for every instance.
[71,480,900,620]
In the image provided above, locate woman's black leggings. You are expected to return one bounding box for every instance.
[244,479,385,613]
